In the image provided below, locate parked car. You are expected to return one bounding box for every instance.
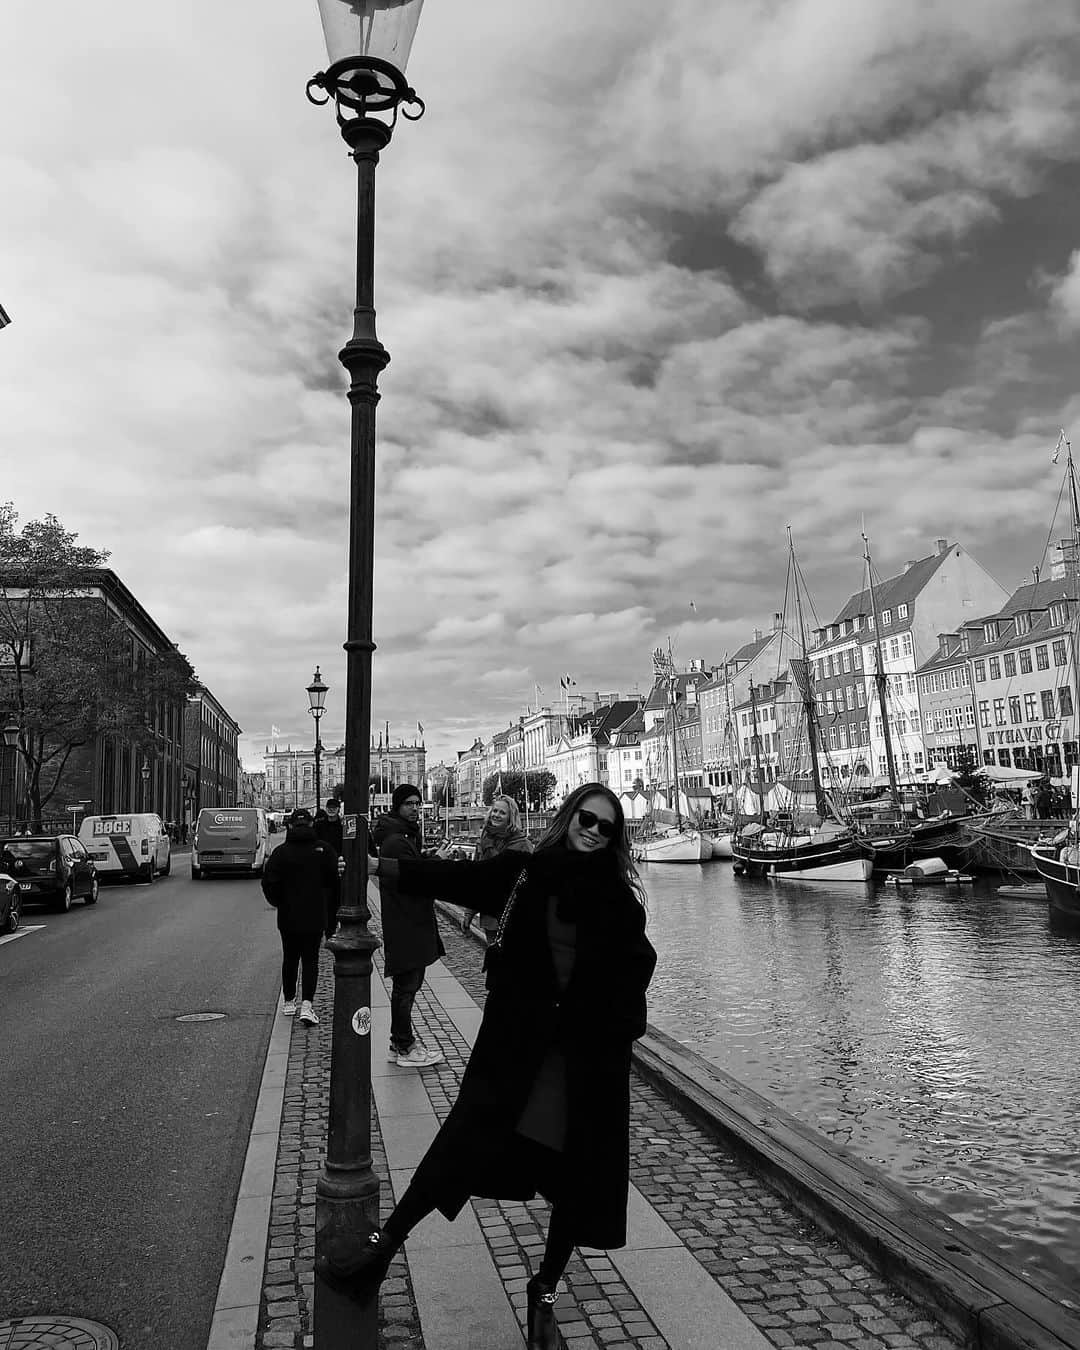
[0,864,19,933]
[78,813,171,884]
[0,835,99,912]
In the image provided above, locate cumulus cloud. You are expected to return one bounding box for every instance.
[1,0,1079,767]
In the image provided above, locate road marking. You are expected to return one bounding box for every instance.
[0,925,46,947]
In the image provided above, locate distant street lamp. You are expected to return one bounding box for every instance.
[141,758,151,812]
[307,666,328,811]
[307,3,427,1346]
[4,718,19,830]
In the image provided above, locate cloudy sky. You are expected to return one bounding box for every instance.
[3,0,1080,772]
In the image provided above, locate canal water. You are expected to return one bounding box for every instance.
[639,862,1080,1299]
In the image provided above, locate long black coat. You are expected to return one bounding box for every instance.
[387,845,656,1250]
[371,812,446,977]
[261,824,338,935]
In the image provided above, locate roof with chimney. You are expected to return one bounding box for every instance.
[814,541,957,648]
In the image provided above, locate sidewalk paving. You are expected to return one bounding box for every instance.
[246,891,965,1350]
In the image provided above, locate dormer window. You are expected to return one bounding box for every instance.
[1014,612,1030,635]
[959,630,970,654]
[867,615,875,629]
[881,609,892,625]
[1050,601,1070,628]
[852,615,861,631]
[898,603,909,619]
[984,621,999,643]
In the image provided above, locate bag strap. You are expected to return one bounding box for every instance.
[487,867,528,952]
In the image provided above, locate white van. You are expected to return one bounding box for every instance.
[78,813,172,883]
[191,807,269,879]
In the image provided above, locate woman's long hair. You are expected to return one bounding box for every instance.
[537,782,646,905]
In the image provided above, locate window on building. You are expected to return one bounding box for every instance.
[1003,652,1017,677]
[899,604,909,619]
[1061,687,1075,717]
[964,706,975,728]
[846,685,855,710]
[868,616,875,629]
[998,749,1011,767]
[988,657,1001,680]
[873,716,883,736]
[842,649,851,673]
[1019,648,1032,674]
[878,755,888,774]
[1009,696,1022,724]
[1024,692,1039,721]
[853,646,863,669]
[994,699,1006,726]
[1053,639,1068,667]
[914,749,923,767]
[882,609,891,625]
[1036,645,1050,670]
[857,685,866,707]
[911,711,921,732]
[983,750,994,765]
[974,659,985,682]
[889,638,900,660]
[1042,690,1055,719]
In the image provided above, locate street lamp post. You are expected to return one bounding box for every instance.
[308,4,426,1347]
[141,759,151,812]
[307,666,328,811]
[3,719,19,832]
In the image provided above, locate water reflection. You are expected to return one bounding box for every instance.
[641,864,1080,1295]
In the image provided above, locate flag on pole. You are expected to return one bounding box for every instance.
[0,303,11,330]
[271,724,282,738]
[559,673,576,690]
[417,720,424,737]
[1052,428,1070,464]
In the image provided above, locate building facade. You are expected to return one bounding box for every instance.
[184,685,242,821]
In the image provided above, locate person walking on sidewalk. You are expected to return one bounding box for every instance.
[313,795,344,937]
[460,794,532,937]
[261,806,339,1026]
[371,783,446,1069]
[319,782,657,1350]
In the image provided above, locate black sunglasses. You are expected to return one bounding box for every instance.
[576,808,616,838]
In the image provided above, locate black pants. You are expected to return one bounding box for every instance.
[389,967,426,1052]
[281,931,322,1002]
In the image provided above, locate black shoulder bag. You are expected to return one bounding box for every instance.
[482,867,528,973]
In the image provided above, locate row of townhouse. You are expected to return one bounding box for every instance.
[446,537,1080,812]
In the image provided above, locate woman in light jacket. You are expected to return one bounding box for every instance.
[318,782,656,1350]
[460,793,533,935]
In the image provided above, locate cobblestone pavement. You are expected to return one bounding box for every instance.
[256,906,964,1350]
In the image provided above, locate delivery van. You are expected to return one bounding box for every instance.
[78,812,172,883]
[191,807,269,879]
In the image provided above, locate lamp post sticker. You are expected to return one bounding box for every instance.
[344,814,358,839]
[352,1007,372,1037]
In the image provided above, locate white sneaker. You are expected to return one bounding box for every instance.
[395,1044,443,1068]
[299,1000,320,1026]
[282,998,298,1016]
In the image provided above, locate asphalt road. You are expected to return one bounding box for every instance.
[0,852,282,1349]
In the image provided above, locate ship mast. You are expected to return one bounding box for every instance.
[788,528,828,818]
[862,532,901,808]
[667,640,683,829]
[748,677,767,826]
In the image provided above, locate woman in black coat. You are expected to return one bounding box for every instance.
[318,782,656,1349]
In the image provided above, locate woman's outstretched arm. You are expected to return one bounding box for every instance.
[370,849,524,917]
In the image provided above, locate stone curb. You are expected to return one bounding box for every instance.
[632,1028,1080,1350]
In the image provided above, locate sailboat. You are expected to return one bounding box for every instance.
[637,647,709,863]
[731,532,873,882]
[1029,432,1080,926]
[852,533,978,872]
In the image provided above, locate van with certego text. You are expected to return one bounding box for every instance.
[78,813,172,884]
[191,807,269,879]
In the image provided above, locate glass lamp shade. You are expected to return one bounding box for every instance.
[307,666,328,714]
[2,720,18,748]
[317,0,425,73]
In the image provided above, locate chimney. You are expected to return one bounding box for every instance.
[754,628,762,641]
[936,538,948,555]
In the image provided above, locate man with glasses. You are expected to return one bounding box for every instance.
[371,784,445,1067]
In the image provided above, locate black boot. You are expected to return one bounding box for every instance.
[316,1225,398,1304]
[526,1275,562,1350]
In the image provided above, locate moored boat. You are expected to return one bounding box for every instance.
[637,826,710,863]
[733,819,872,881]
[1031,841,1080,926]
[708,832,733,859]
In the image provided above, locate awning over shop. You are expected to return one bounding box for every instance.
[974,765,1043,782]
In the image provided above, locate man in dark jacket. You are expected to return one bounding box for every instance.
[262,807,339,1026]
[371,784,445,1067]
[313,796,344,937]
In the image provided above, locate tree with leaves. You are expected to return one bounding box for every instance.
[481,768,556,810]
[0,506,194,828]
